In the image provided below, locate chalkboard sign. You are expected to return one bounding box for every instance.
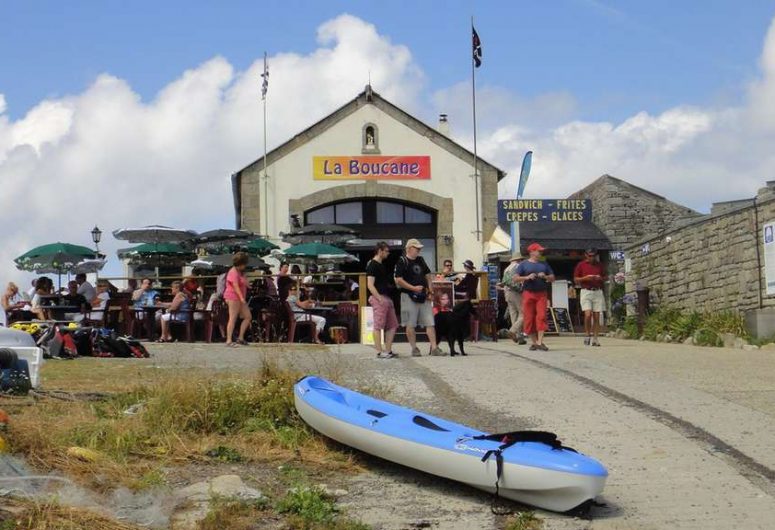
[552,307,574,333]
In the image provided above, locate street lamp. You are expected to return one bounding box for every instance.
[91,225,102,255]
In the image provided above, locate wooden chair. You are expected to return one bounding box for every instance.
[82,299,112,328]
[331,302,359,342]
[168,296,197,342]
[470,299,498,342]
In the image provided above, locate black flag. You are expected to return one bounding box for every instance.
[472,26,482,68]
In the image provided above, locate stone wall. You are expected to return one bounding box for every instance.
[625,188,775,314]
[568,175,701,249]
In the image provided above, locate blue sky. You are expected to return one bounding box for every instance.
[3,2,775,281]
[2,0,774,122]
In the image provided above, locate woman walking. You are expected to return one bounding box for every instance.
[225,252,251,346]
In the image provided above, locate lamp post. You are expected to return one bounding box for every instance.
[91,225,102,279]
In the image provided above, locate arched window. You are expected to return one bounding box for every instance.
[362,123,379,153]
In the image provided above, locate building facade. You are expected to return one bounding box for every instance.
[231,86,504,270]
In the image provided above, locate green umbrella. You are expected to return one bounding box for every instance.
[279,243,358,262]
[232,237,279,257]
[15,242,100,288]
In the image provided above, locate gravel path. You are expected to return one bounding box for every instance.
[145,337,775,529]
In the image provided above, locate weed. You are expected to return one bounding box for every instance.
[0,497,142,530]
[504,511,543,530]
[205,445,243,462]
[130,468,167,490]
[277,486,338,524]
[198,495,269,530]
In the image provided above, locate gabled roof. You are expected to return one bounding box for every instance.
[233,85,506,179]
[570,174,701,216]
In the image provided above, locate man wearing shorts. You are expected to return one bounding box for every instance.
[366,241,398,358]
[394,239,443,356]
[574,248,607,346]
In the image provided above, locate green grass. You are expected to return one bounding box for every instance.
[619,307,748,346]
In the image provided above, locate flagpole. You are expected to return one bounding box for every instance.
[262,52,269,239]
[471,16,481,243]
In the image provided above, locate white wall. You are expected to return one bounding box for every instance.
[264,105,483,268]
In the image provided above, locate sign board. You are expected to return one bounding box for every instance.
[553,308,574,333]
[609,250,625,261]
[313,156,431,180]
[360,307,376,345]
[764,222,775,295]
[497,199,591,225]
[484,264,499,300]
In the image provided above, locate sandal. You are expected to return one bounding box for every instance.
[227,342,239,348]
[237,339,249,346]
[156,338,169,343]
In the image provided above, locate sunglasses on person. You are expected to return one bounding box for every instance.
[443,262,453,268]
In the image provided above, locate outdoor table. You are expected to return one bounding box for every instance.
[44,305,80,321]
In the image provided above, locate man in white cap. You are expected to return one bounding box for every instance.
[501,252,527,344]
[394,239,444,356]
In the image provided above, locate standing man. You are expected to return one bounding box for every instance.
[75,273,96,303]
[574,248,606,346]
[515,243,555,351]
[367,241,399,359]
[394,239,443,356]
[502,252,527,344]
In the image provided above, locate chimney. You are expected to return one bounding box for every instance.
[438,113,450,136]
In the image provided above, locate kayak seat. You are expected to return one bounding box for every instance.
[413,415,450,432]
[367,409,387,418]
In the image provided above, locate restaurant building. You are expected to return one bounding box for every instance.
[231,85,505,272]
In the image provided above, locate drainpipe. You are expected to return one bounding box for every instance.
[753,196,764,309]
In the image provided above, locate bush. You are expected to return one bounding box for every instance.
[621,306,748,346]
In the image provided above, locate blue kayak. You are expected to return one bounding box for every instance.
[294,376,607,512]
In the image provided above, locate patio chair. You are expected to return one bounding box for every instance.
[283,301,316,343]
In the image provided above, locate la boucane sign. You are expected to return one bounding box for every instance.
[313,156,431,181]
[498,199,591,224]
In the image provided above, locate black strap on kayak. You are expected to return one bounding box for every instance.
[476,430,576,515]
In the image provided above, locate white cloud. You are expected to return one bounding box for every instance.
[0,15,425,285]
[3,13,775,287]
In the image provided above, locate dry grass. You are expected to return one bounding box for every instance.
[2,359,360,492]
[0,498,143,530]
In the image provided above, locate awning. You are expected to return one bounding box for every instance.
[485,226,512,255]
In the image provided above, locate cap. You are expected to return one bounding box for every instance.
[585,248,598,255]
[405,238,424,249]
[510,252,526,261]
[463,259,475,270]
[527,242,546,253]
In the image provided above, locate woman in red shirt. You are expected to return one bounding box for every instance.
[224,252,251,346]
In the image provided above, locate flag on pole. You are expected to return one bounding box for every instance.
[472,27,482,68]
[261,52,269,100]
[517,151,533,198]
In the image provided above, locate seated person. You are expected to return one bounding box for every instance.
[90,281,111,318]
[455,259,479,300]
[156,281,191,342]
[2,282,34,322]
[63,280,90,321]
[436,259,458,282]
[286,283,326,344]
[30,277,53,320]
[132,278,159,311]
[75,273,97,302]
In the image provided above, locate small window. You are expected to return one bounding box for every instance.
[307,205,334,224]
[335,202,363,224]
[405,206,432,224]
[362,123,379,153]
[377,201,404,223]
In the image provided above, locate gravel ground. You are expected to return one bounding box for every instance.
[143,337,775,530]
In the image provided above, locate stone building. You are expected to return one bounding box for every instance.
[568,174,701,250]
[624,182,775,331]
[231,85,504,270]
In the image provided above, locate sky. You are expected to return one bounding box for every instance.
[2,0,775,281]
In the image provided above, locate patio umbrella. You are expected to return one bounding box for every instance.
[278,242,358,263]
[117,243,197,276]
[231,237,279,257]
[14,242,101,288]
[74,258,107,274]
[112,225,198,244]
[281,224,358,245]
[189,254,269,271]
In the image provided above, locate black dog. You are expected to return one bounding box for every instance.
[434,300,477,356]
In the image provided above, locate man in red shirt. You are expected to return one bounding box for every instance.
[573,249,607,346]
